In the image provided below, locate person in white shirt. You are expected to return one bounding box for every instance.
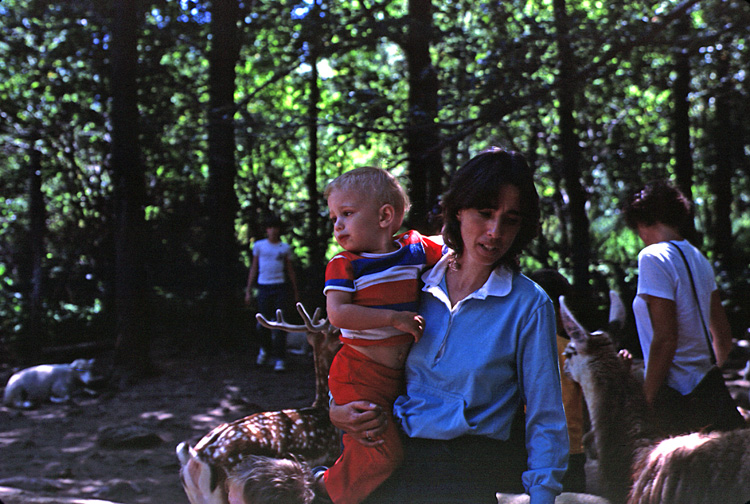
[245,215,299,372]
[623,179,743,434]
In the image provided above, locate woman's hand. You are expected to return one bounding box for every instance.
[329,400,388,447]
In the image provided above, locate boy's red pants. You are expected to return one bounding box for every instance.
[324,344,405,504]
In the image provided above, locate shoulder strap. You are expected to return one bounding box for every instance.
[669,241,716,365]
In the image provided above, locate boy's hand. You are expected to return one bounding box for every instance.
[392,312,425,342]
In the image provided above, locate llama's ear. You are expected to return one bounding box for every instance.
[608,290,626,331]
[559,296,588,344]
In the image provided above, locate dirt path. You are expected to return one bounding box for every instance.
[0,344,317,504]
[2,339,748,504]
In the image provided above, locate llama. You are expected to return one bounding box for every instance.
[176,302,342,504]
[496,291,622,504]
[559,295,750,504]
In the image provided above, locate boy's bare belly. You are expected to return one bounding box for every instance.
[349,342,412,369]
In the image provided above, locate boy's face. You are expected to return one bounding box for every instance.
[265,225,281,242]
[328,188,389,254]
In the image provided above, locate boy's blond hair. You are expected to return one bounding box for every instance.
[325,167,410,233]
[225,455,315,504]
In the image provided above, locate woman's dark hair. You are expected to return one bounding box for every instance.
[622,179,692,231]
[442,147,540,272]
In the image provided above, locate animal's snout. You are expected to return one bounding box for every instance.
[562,342,577,359]
[72,359,105,386]
[78,370,94,384]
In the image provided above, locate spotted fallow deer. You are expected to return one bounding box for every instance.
[176,302,342,504]
[559,295,750,504]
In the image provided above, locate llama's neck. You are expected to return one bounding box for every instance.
[581,356,660,503]
[589,358,659,438]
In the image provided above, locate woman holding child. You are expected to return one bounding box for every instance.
[328,148,568,504]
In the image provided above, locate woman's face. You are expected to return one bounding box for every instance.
[456,184,522,269]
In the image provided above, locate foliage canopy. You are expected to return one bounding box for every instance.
[1,0,749,361]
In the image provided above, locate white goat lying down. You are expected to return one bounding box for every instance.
[559,295,750,504]
[3,358,99,409]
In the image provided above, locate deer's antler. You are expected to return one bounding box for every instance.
[256,306,307,332]
[296,302,339,337]
[178,302,342,504]
[257,302,339,339]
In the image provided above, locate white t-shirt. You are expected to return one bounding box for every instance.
[253,239,292,285]
[632,239,717,395]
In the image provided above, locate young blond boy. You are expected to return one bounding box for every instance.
[320,167,443,504]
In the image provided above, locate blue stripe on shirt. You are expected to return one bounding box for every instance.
[325,278,354,290]
[351,244,428,278]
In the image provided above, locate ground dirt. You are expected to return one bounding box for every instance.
[1,337,749,504]
[0,337,317,504]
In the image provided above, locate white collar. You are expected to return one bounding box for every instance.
[421,254,514,301]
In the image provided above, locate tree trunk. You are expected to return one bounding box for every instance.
[206,0,240,347]
[306,48,326,305]
[671,17,699,243]
[554,0,592,298]
[672,21,693,201]
[19,143,46,360]
[110,0,152,378]
[709,50,733,270]
[404,0,443,232]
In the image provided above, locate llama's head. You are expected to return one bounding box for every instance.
[560,294,620,386]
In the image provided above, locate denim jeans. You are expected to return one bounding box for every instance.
[255,283,291,360]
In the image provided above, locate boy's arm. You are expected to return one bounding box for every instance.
[326,290,425,341]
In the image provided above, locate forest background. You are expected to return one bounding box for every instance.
[1,0,749,382]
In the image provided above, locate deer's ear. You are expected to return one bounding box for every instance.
[559,296,588,344]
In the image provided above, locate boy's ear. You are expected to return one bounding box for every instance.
[378,204,395,229]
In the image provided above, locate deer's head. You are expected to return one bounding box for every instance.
[177,442,230,504]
